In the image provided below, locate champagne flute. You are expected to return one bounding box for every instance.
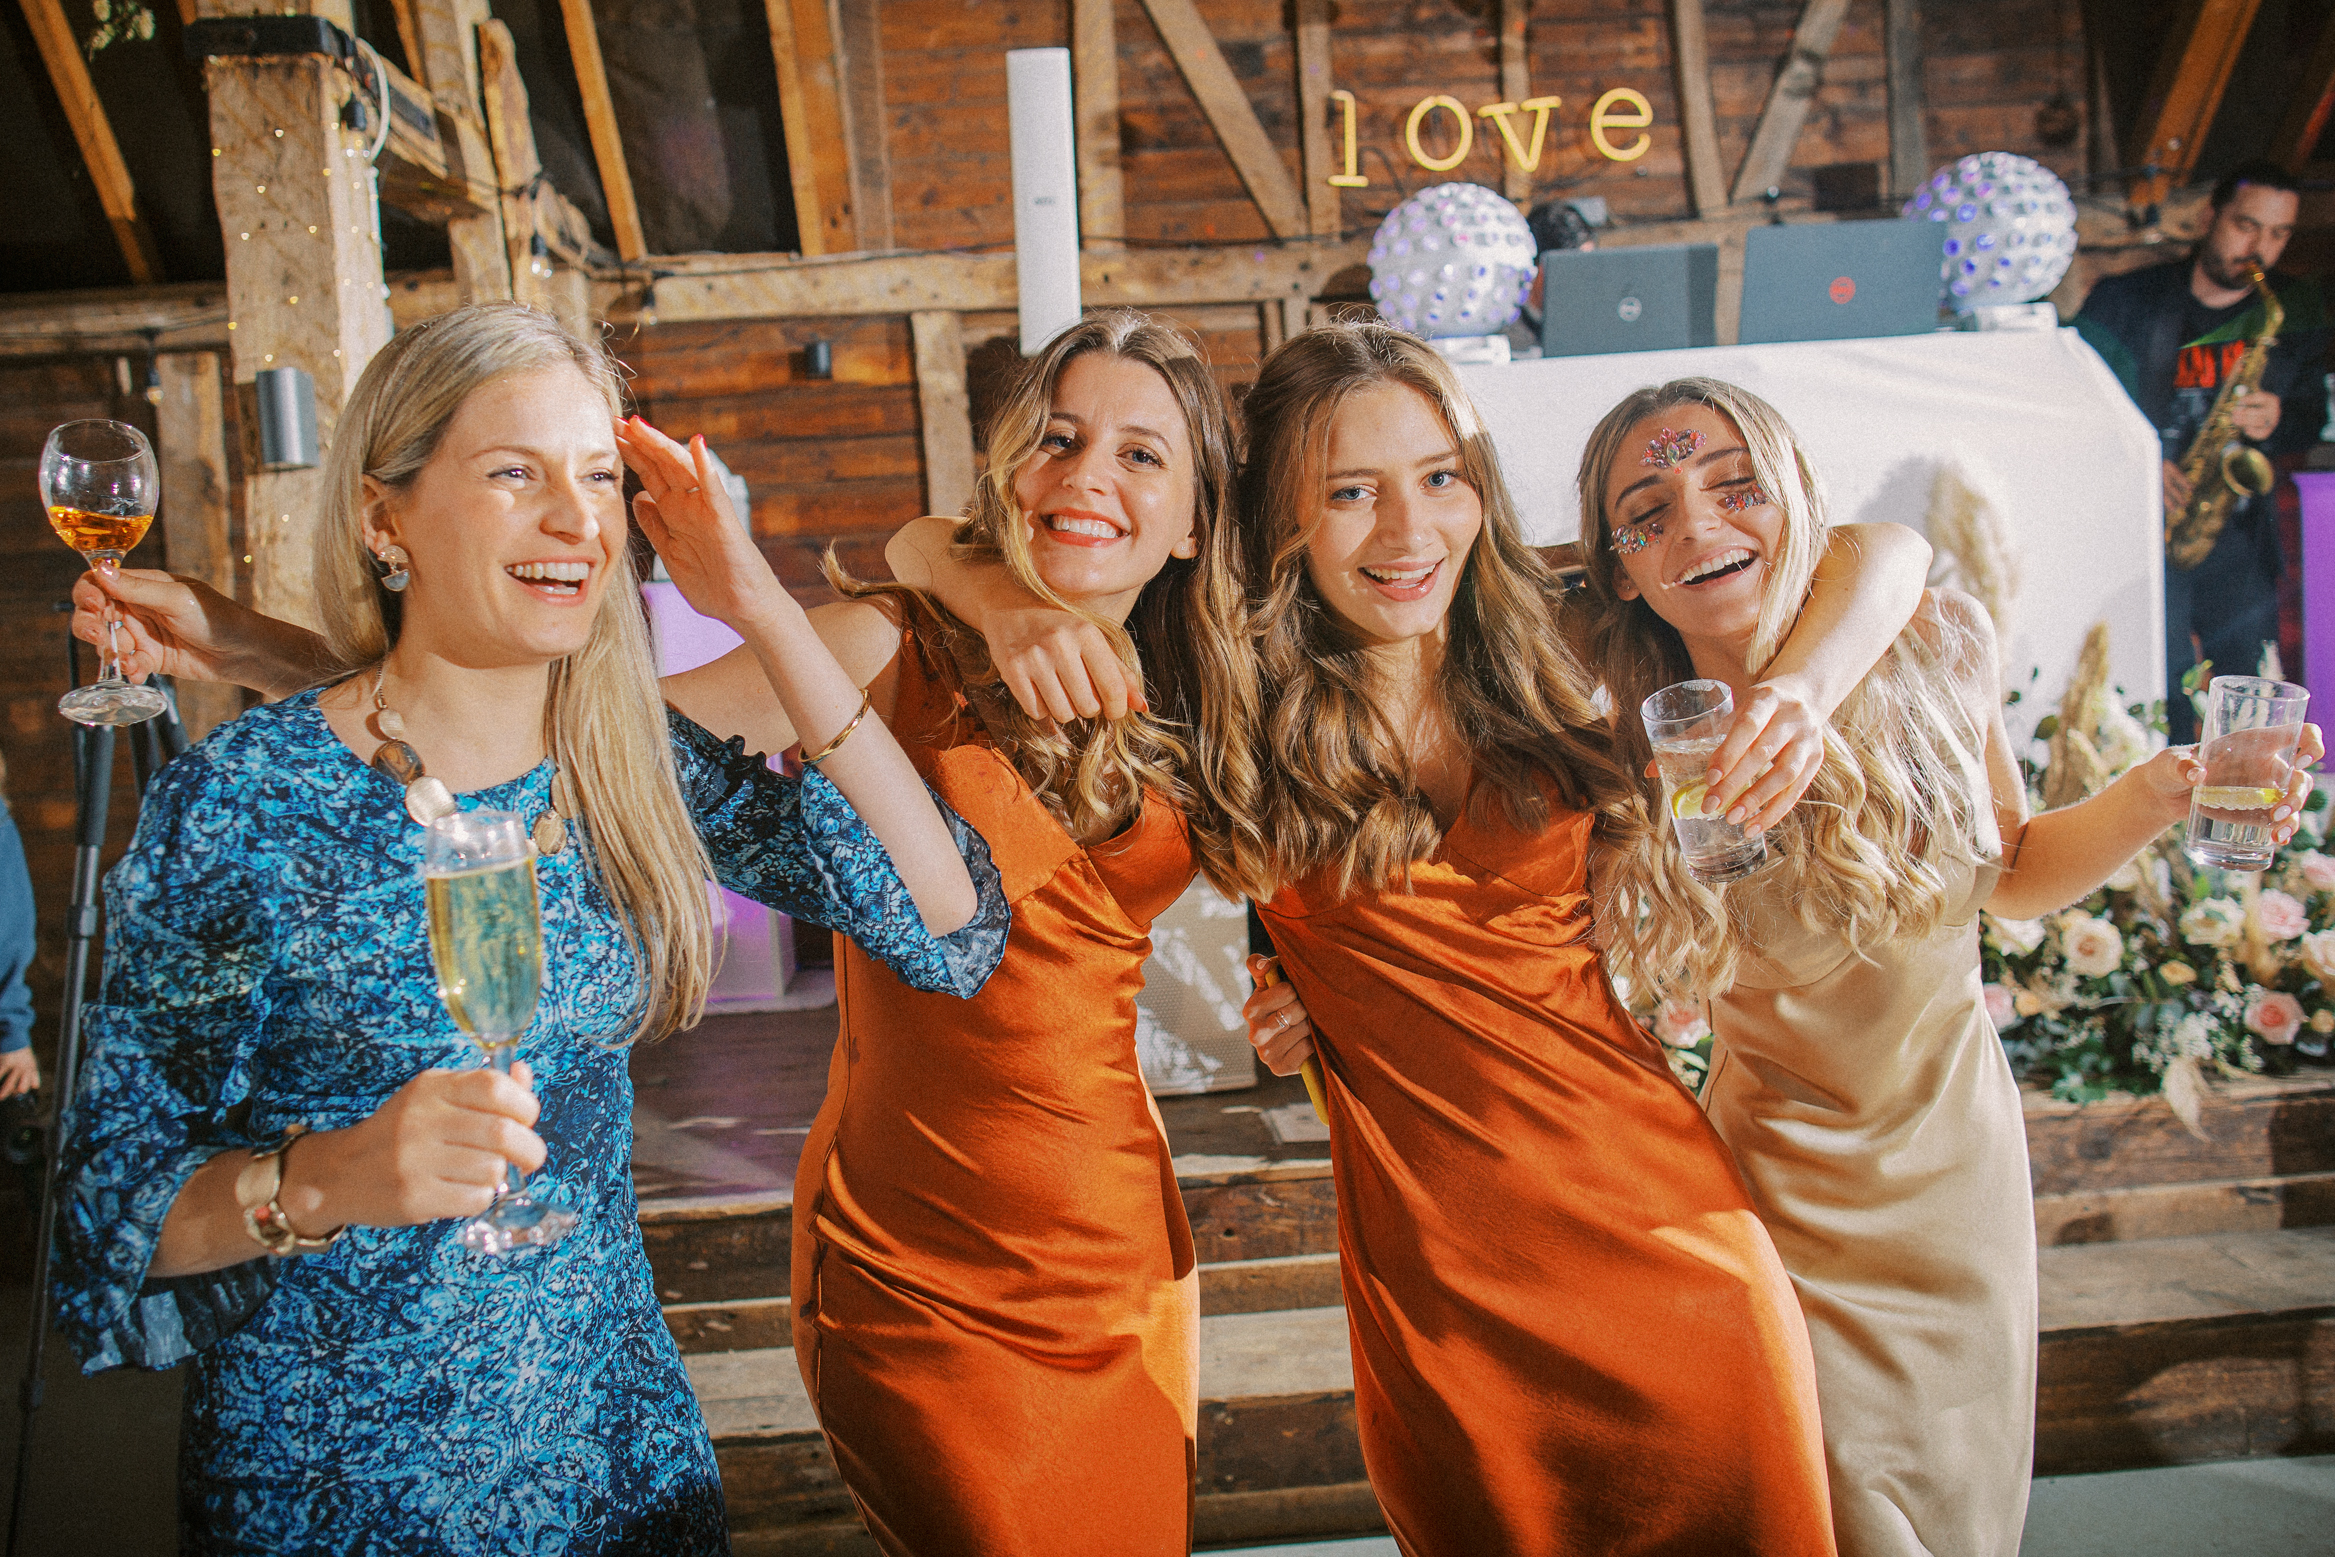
[43,419,169,726]
[422,809,576,1254]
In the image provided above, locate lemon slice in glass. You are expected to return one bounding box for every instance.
[2192,785,2281,809]
[1670,781,1710,820]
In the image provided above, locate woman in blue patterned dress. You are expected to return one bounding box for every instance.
[50,303,1008,1555]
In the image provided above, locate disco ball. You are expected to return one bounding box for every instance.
[1900,152,2078,311]
[1366,183,1538,339]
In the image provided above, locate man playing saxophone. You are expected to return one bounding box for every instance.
[2075,160,2325,742]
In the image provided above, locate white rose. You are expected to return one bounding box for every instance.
[2096,708,2156,775]
[1652,998,1712,1049]
[2298,851,2335,892]
[2060,916,2125,978]
[2106,857,2144,893]
[2302,930,2335,983]
[2179,897,2248,949]
[1986,914,2048,956]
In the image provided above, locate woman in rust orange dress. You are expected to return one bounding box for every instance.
[740,311,1249,1554]
[1228,325,1927,1556]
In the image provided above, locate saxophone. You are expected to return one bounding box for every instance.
[2168,267,2282,571]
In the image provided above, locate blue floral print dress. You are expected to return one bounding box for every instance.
[51,691,1008,1556]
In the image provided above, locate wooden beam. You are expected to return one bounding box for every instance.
[0,283,226,358]
[2126,0,2264,210]
[1294,0,1337,239]
[19,0,164,283]
[1073,0,1125,250]
[649,239,1370,323]
[1883,0,1927,198]
[1730,0,1854,204]
[153,352,244,740]
[1135,0,1308,241]
[1669,0,1726,216]
[2272,9,2335,169]
[557,0,647,260]
[204,51,393,628]
[766,0,858,256]
[384,0,424,79]
[835,0,894,251]
[1496,0,1531,205]
[909,311,975,518]
[477,18,555,318]
[400,0,509,298]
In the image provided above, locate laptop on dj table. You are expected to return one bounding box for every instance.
[1738,221,1947,344]
[1539,244,1719,357]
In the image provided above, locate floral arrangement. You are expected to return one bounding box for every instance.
[1983,634,2333,1131]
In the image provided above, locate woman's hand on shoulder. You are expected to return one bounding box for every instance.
[1243,954,1316,1076]
[289,1063,547,1231]
[988,608,1143,724]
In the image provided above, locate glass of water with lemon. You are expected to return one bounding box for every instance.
[2184,676,2309,871]
[1642,679,1770,884]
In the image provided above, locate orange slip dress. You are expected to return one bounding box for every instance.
[1259,794,1837,1557]
[791,612,1201,1557]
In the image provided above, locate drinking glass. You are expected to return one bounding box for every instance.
[1641,679,1769,884]
[2184,676,2310,872]
[422,808,576,1254]
[43,420,169,726]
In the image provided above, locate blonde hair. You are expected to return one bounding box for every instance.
[314,302,715,1044]
[1570,377,1993,999]
[1226,322,1642,901]
[838,311,1261,887]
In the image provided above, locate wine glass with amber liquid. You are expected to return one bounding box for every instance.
[423,808,576,1255]
[43,419,169,725]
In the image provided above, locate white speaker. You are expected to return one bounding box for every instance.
[1007,47,1082,355]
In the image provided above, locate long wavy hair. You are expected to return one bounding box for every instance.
[1571,376,1994,999]
[1225,322,1643,902]
[837,311,1260,885]
[314,302,716,1044]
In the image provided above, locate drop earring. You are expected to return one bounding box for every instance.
[376,544,411,593]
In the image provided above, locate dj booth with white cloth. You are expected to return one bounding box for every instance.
[1457,327,2165,746]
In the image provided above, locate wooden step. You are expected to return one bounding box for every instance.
[697,1305,1369,1547]
[2023,1076,2335,1197]
[2034,1225,2335,1474]
[2035,1171,2335,1247]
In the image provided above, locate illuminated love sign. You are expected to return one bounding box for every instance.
[1325,87,1655,187]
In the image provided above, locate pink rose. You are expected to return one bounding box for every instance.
[2253,890,2310,943]
[2245,990,2304,1045]
[1982,983,2018,1028]
[1653,999,1712,1048]
[2300,851,2335,891]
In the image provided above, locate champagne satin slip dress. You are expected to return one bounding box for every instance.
[1707,851,2037,1557]
[791,610,1202,1557]
[1259,792,1836,1557]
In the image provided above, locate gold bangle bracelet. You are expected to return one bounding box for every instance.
[803,690,873,765]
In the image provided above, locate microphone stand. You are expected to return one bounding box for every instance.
[5,636,183,1557]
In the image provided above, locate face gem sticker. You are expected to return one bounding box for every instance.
[1640,426,1704,468]
[1611,518,1659,554]
[1716,486,1769,514]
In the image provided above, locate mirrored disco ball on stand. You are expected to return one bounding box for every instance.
[1901,152,2078,313]
[1367,183,1538,358]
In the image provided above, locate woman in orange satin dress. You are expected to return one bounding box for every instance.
[779,311,1252,1555]
[1230,325,1925,1556]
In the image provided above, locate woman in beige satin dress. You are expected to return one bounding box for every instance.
[1567,378,2320,1557]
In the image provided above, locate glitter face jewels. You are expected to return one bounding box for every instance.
[1716,486,1768,514]
[1611,519,1658,555]
[1640,426,1704,468]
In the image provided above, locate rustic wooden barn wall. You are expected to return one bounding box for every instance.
[0,357,169,1048]
[879,0,2086,256]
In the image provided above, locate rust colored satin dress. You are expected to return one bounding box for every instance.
[791,613,1201,1557]
[1260,796,1836,1557]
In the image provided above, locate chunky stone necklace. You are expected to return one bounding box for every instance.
[367,663,573,855]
